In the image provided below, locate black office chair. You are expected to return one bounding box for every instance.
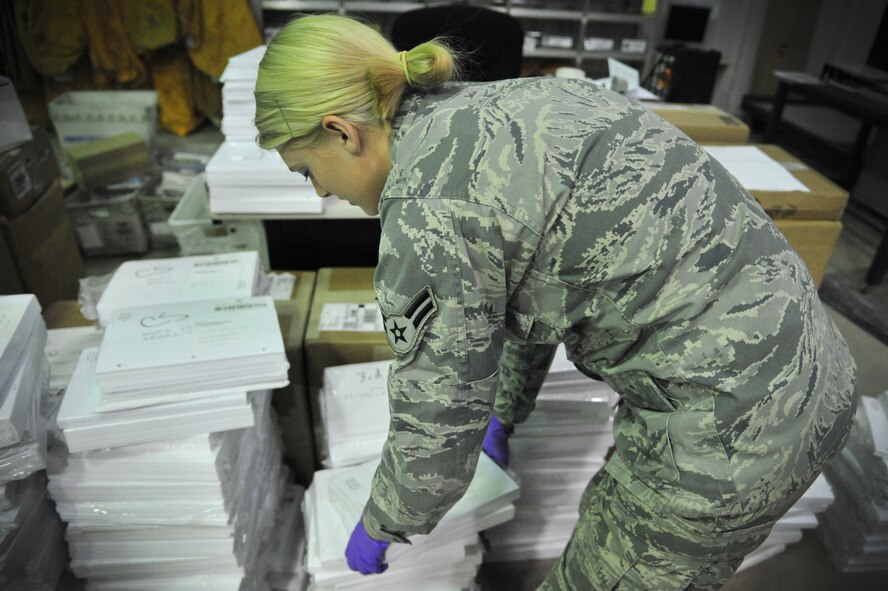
[390,4,524,82]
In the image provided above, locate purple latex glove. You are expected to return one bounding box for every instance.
[345,519,391,575]
[482,414,512,469]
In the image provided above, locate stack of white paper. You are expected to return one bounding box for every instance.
[737,474,834,571]
[320,360,392,468]
[703,146,810,192]
[94,296,288,411]
[95,252,264,326]
[57,348,255,452]
[0,295,67,589]
[816,393,888,572]
[206,141,322,215]
[305,454,518,590]
[214,45,322,215]
[484,345,618,562]
[220,45,265,143]
[48,395,286,590]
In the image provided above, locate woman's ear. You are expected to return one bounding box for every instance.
[321,115,361,155]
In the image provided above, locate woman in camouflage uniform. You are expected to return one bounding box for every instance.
[255,15,857,590]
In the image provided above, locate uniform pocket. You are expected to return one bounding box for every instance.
[605,370,678,412]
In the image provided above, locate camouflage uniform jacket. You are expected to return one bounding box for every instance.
[363,78,857,543]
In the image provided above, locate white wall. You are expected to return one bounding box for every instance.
[805,0,887,74]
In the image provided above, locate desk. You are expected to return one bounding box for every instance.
[765,70,888,287]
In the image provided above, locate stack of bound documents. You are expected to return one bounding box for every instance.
[305,454,519,590]
[49,395,287,590]
[220,45,265,143]
[1,295,67,589]
[484,345,618,562]
[319,360,391,468]
[58,349,255,452]
[206,141,322,216]
[213,45,321,216]
[738,474,835,571]
[817,393,888,572]
[93,296,288,411]
[95,252,264,326]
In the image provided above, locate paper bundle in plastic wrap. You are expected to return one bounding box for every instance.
[816,393,888,572]
[260,483,308,591]
[305,454,518,590]
[319,360,391,468]
[0,295,67,589]
[94,296,289,411]
[484,345,618,562]
[58,348,255,452]
[736,473,834,571]
[95,252,264,326]
[48,394,288,590]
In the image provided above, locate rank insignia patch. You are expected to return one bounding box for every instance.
[382,286,437,355]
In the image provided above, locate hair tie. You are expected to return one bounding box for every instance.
[398,51,413,86]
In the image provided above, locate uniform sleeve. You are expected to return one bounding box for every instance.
[362,197,507,543]
[493,340,557,427]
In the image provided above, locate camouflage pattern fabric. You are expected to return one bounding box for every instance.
[362,78,857,585]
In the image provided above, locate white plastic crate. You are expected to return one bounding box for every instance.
[48,91,158,150]
[169,175,270,268]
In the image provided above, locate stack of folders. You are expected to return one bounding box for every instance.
[737,474,835,571]
[220,45,265,143]
[206,141,322,216]
[484,345,618,562]
[305,455,519,590]
[319,360,392,468]
[816,393,888,572]
[48,395,288,590]
[95,252,264,327]
[93,296,289,411]
[0,295,67,589]
[213,44,321,216]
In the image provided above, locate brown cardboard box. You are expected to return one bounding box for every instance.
[65,132,152,190]
[774,220,842,288]
[750,145,848,221]
[271,270,317,485]
[0,126,60,219]
[0,179,85,308]
[304,268,393,464]
[649,104,750,144]
[43,300,93,329]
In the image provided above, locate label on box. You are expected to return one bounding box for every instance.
[149,222,173,237]
[7,160,32,201]
[319,303,384,332]
[584,37,615,51]
[621,39,648,53]
[76,225,104,250]
[267,273,296,301]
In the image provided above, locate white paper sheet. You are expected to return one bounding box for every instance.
[704,146,810,192]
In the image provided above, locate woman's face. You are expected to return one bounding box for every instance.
[277,117,391,216]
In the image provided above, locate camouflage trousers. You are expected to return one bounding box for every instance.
[538,470,789,591]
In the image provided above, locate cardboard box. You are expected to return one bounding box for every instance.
[43,300,93,329]
[0,180,85,308]
[304,268,393,464]
[65,132,152,190]
[774,220,842,288]
[271,270,317,485]
[649,103,750,144]
[750,145,848,221]
[0,126,60,219]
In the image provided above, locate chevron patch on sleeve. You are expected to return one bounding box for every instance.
[382,286,438,355]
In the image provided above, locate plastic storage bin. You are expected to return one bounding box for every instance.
[64,187,150,257]
[48,91,158,150]
[169,175,270,268]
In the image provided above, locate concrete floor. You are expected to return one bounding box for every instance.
[64,125,888,589]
